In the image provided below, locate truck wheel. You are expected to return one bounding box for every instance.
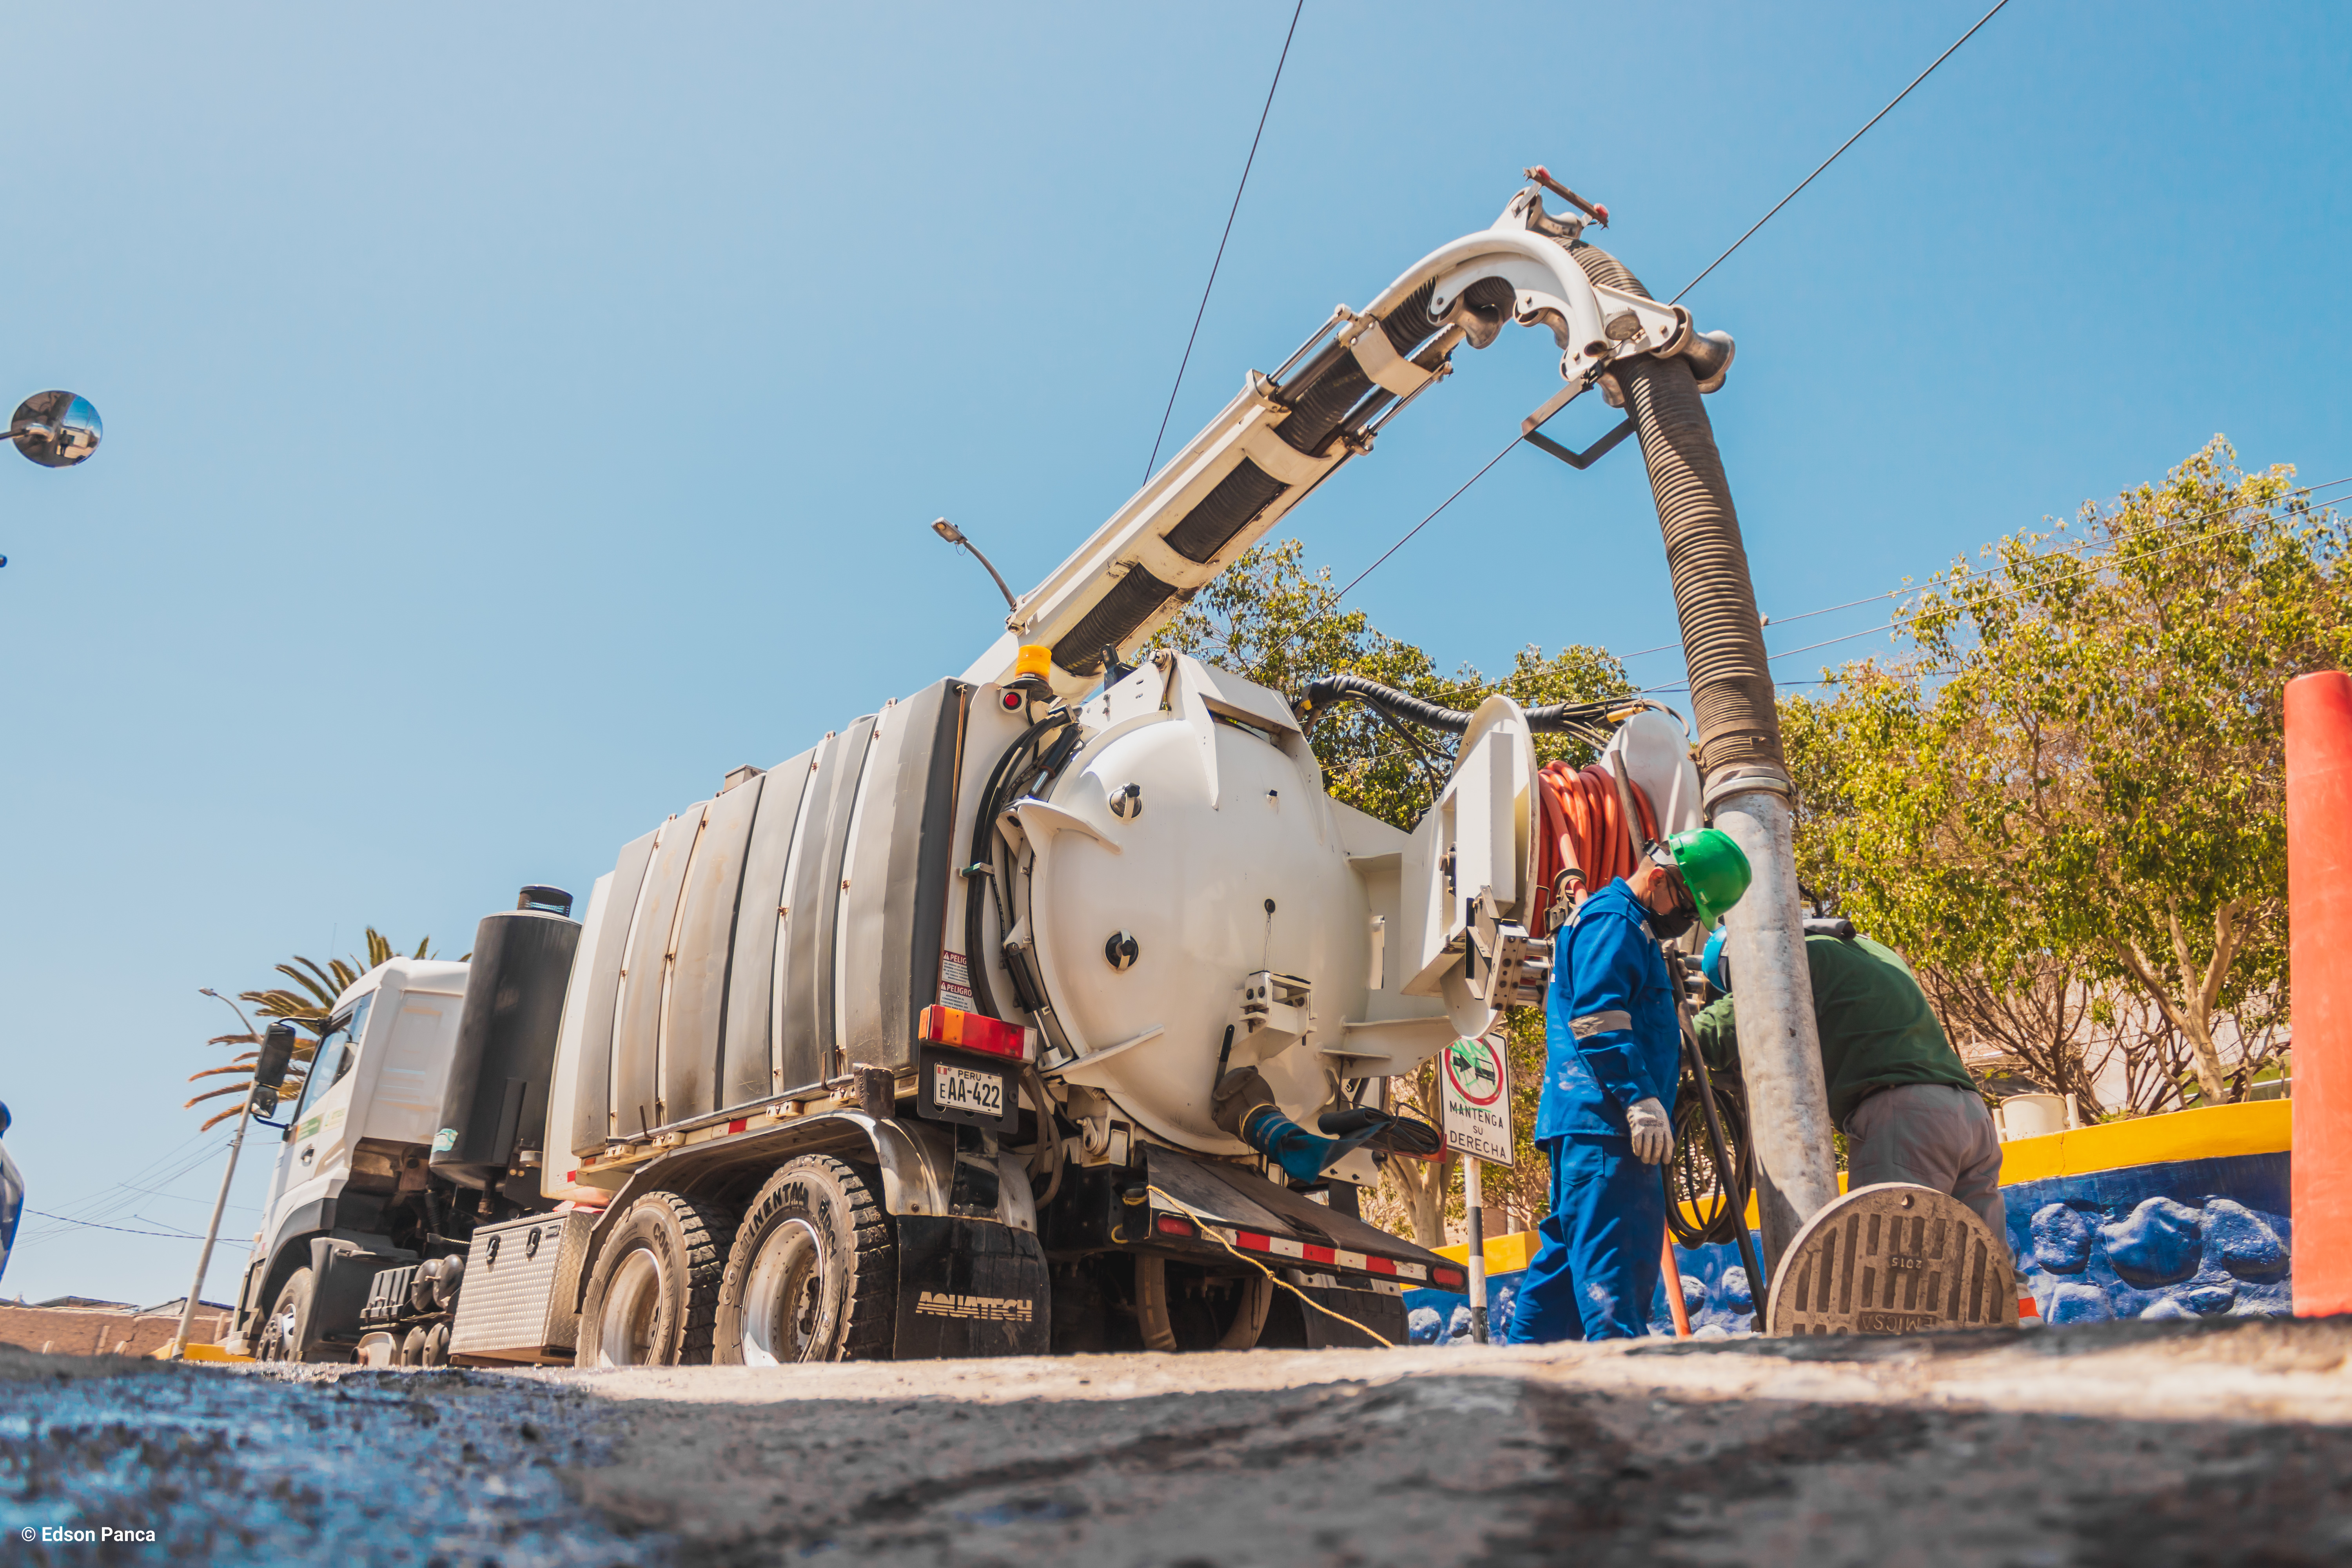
[577,1190,735,1368]
[422,1322,450,1367]
[256,1267,315,1362]
[714,1156,895,1365]
[1135,1256,1273,1352]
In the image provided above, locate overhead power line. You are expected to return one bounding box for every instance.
[1142,0,1305,482]
[1670,0,2015,303]
[22,1208,249,1245]
[1333,432,1524,602]
[1624,474,2352,670]
[1330,1,2012,607]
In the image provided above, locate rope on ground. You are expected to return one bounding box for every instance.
[1145,1184,1396,1348]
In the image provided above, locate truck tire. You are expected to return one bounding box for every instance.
[399,1326,427,1367]
[255,1267,315,1362]
[576,1190,736,1368]
[713,1156,895,1365]
[1135,1256,1273,1352]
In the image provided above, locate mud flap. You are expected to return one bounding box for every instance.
[892,1215,1051,1358]
[1259,1275,1409,1350]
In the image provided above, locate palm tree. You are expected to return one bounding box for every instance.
[185,930,437,1131]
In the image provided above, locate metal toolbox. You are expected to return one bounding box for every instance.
[447,1210,594,1364]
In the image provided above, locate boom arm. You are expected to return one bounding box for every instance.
[964,187,1719,696]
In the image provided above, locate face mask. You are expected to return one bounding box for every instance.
[1640,845,1698,940]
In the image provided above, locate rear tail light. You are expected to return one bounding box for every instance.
[1432,1267,1466,1290]
[918,1005,1037,1063]
[1154,1214,1197,1239]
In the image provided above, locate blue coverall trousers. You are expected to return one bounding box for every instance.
[1504,1133,1667,1342]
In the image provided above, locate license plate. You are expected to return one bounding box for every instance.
[932,1062,1005,1118]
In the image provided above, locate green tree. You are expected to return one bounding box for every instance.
[1149,538,1633,827]
[1152,538,1632,1240]
[185,929,439,1129]
[1788,438,2350,1109]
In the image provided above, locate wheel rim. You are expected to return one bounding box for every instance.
[741,1217,828,1366]
[597,1247,667,1367]
[264,1297,298,1360]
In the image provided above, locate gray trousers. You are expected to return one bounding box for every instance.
[1846,1083,2008,1248]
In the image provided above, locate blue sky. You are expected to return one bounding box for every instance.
[5,2,2346,1308]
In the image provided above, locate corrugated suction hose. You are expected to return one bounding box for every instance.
[1566,244,1785,787]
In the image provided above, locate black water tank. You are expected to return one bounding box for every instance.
[431,887,581,1199]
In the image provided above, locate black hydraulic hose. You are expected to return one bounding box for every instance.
[1665,1027,1753,1249]
[1273,281,1450,456]
[962,710,1075,1021]
[1566,243,1785,784]
[1667,1008,1768,1325]
[1298,672,1631,737]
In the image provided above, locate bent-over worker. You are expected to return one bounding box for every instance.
[1506,828,1752,1343]
[1697,923,2005,1245]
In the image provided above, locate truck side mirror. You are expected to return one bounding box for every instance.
[250,1021,298,1115]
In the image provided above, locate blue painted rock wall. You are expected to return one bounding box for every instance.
[1404,1236,1760,1344]
[2006,1152,2291,1323]
[1402,1150,2293,1343]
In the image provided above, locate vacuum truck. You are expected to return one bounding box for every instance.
[225,180,1726,1366]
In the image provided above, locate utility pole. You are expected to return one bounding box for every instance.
[169,991,292,1361]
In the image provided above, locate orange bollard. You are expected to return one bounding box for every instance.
[1659,1234,1693,1338]
[2289,671,2352,1316]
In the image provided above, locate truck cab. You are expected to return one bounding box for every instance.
[233,959,472,1358]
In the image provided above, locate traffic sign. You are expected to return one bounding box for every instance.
[1440,1034,1513,1166]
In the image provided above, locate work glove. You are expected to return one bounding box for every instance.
[1211,1066,1279,1138]
[1625,1096,1673,1165]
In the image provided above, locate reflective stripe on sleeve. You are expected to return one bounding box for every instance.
[1569,1011,1633,1038]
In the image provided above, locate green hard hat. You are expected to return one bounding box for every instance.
[1662,827,1752,929]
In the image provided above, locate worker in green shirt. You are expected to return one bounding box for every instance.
[1697,920,2005,1244]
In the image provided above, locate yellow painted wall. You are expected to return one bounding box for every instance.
[1434,1099,2294,1278]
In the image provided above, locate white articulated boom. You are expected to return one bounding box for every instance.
[964,187,1721,699]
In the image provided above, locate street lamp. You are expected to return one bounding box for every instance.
[6,390,103,572]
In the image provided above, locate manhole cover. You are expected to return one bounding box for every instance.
[1765,1182,2016,1337]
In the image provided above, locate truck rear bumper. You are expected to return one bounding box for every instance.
[1051,1145,1462,1293]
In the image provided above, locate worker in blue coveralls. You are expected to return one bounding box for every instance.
[1506,828,1753,1342]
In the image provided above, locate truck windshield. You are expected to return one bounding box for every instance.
[292,995,371,1122]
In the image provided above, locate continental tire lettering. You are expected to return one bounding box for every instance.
[914,1291,1034,1323]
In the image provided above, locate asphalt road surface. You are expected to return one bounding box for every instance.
[7,1316,2352,1566]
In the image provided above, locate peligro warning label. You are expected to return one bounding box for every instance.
[939,950,975,1010]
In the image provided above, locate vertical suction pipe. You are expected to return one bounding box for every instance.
[1565,242,1840,1274]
